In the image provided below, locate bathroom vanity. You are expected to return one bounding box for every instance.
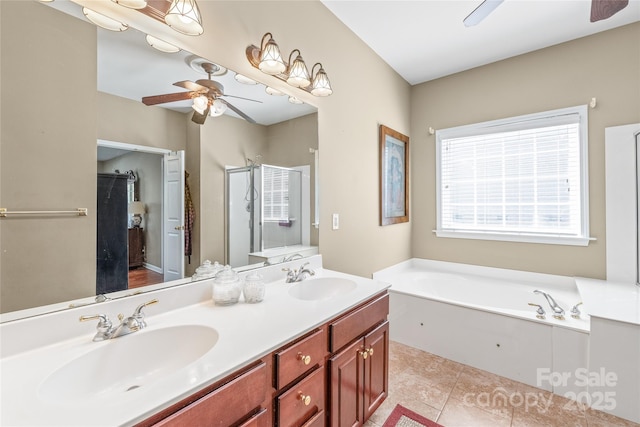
[0,255,390,426]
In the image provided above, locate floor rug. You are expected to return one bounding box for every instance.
[382,404,444,427]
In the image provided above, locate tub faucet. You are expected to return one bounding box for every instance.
[282,253,304,262]
[533,290,565,319]
[283,262,315,283]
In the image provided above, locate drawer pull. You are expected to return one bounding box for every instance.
[297,353,312,365]
[298,393,312,406]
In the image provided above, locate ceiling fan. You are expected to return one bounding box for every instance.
[142,62,260,125]
[463,0,629,27]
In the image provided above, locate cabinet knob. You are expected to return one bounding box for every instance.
[368,347,374,357]
[298,393,311,406]
[359,350,368,360]
[297,353,311,365]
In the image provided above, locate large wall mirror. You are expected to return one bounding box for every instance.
[0,0,319,320]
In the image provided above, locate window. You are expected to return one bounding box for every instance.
[436,105,590,245]
[262,166,290,221]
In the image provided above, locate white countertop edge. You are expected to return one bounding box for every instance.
[575,277,640,326]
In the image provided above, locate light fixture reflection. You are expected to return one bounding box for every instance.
[265,86,285,96]
[258,33,286,75]
[145,35,180,53]
[286,49,310,88]
[210,99,227,117]
[165,0,204,36]
[288,96,303,104]
[192,95,208,114]
[111,0,147,9]
[235,74,257,85]
[82,7,128,32]
[310,63,333,97]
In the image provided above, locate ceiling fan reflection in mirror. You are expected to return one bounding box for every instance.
[464,0,629,26]
[142,62,261,125]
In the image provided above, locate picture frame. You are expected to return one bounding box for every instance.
[379,124,409,226]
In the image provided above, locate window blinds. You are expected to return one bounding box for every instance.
[262,166,290,221]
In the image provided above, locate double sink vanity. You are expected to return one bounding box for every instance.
[0,255,390,426]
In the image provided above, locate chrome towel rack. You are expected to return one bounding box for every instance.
[0,208,88,217]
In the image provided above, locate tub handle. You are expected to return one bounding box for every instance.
[571,302,583,319]
[528,303,546,319]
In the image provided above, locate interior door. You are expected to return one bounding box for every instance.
[163,151,185,282]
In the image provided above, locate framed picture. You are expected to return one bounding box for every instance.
[379,124,409,225]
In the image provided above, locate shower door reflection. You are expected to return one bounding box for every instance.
[226,164,312,268]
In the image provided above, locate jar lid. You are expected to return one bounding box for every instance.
[214,265,240,284]
[245,271,264,282]
[192,260,222,280]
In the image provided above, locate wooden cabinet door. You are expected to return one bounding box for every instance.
[329,337,365,427]
[363,321,389,421]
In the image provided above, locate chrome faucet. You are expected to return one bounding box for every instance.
[282,253,304,262]
[282,262,315,283]
[80,299,158,341]
[533,290,565,319]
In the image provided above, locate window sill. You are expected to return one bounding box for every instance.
[433,229,594,246]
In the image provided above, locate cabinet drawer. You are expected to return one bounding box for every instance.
[301,410,325,427]
[329,293,389,352]
[275,328,326,389]
[276,366,325,427]
[238,408,268,427]
[152,362,267,427]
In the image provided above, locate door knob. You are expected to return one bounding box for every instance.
[174,225,185,230]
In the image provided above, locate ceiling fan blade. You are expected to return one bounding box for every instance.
[191,106,210,125]
[174,80,208,92]
[463,0,504,27]
[221,99,256,124]
[590,0,628,22]
[222,94,263,103]
[142,91,193,106]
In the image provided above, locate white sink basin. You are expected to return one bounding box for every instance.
[39,324,218,402]
[288,277,357,301]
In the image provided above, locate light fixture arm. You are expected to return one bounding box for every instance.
[311,63,323,77]
[261,32,274,51]
[288,49,302,68]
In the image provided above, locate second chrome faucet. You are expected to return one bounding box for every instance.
[533,290,565,319]
[282,262,315,283]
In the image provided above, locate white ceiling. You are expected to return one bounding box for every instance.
[321,0,640,85]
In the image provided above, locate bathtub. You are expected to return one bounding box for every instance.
[373,259,590,394]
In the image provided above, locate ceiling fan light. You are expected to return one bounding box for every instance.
[111,0,147,9]
[82,7,128,32]
[288,96,303,105]
[286,50,310,88]
[310,64,332,97]
[192,95,208,114]
[259,34,286,75]
[165,0,204,36]
[463,0,504,27]
[210,99,227,117]
[145,35,180,53]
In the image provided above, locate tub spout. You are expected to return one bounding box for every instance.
[533,290,565,319]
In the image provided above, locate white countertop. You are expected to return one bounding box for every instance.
[0,256,389,426]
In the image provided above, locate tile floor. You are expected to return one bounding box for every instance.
[365,341,640,427]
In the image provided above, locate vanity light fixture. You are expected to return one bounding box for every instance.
[286,50,311,88]
[145,35,180,53]
[111,0,147,9]
[310,63,333,97]
[265,86,285,96]
[235,73,258,85]
[258,33,286,75]
[82,7,128,32]
[247,32,333,97]
[164,0,204,36]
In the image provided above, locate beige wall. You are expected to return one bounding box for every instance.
[411,23,640,279]
[0,1,97,312]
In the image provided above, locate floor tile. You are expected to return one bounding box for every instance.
[437,396,512,427]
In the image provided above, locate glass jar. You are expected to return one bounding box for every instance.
[243,271,265,303]
[191,260,222,281]
[212,265,242,306]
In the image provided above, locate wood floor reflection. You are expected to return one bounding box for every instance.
[128,267,164,289]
